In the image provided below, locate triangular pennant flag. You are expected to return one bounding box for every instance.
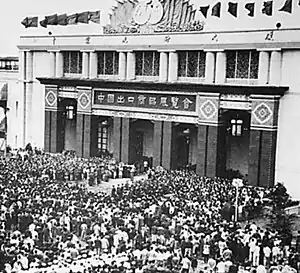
[21,17,38,28]
[45,14,58,25]
[245,2,255,16]
[57,14,68,26]
[21,17,29,28]
[77,11,89,24]
[212,2,221,17]
[279,0,292,13]
[40,19,48,28]
[262,1,273,16]
[66,14,78,25]
[89,10,101,24]
[228,2,238,17]
[199,5,210,18]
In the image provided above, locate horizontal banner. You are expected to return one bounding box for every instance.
[94,91,196,112]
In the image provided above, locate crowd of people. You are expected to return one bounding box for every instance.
[0,149,299,273]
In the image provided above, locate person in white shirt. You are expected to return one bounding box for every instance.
[263,245,271,266]
[217,259,226,273]
[181,256,191,273]
[253,244,260,266]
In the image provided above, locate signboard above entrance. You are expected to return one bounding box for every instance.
[94,90,196,112]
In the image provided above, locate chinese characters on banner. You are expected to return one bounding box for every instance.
[94,91,196,112]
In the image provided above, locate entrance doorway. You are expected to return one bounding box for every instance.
[172,123,197,170]
[129,119,154,168]
[222,110,251,179]
[57,98,77,152]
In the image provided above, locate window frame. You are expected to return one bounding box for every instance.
[178,51,206,78]
[97,123,109,152]
[63,51,82,75]
[97,51,119,76]
[226,50,259,80]
[135,51,160,77]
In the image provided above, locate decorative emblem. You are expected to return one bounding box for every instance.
[45,90,57,107]
[253,103,272,124]
[133,0,163,25]
[200,100,217,120]
[78,93,90,109]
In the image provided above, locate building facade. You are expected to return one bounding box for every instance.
[18,0,300,198]
[0,57,21,149]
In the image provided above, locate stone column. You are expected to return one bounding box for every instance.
[215,51,226,84]
[44,85,59,153]
[112,117,121,162]
[76,87,93,158]
[127,51,136,80]
[269,50,282,85]
[248,95,280,187]
[118,52,127,80]
[159,52,168,82]
[24,50,34,145]
[89,51,98,79]
[153,121,163,167]
[48,51,56,77]
[82,51,89,78]
[121,118,130,163]
[55,51,64,77]
[204,51,216,83]
[258,51,270,85]
[168,51,178,82]
[162,121,172,169]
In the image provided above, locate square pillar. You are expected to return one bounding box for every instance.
[76,87,92,158]
[55,51,64,77]
[127,52,136,80]
[168,51,178,82]
[215,51,226,84]
[90,115,99,157]
[76,114,84,157]
[153,121,163,167]
[89,51,98,79]
[48,51,56,78]
[204,51,216,83]
[159,52,168,82]
[269,50,282,85]
[248,130,261,186]
[249,95,280,187]
[196,125,208,177]
[162,121,172,169]
[82,51,89,78]
[112,117,121,162]
[44,84,59,153]
[258,51,270,85]
[121,118,130,163]
[119,52,127,80]
[83,114,92,158]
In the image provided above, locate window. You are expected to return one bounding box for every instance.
[226,50,259,79]
[63,51,82,74]
[231,119,243,137]
[97,51,119,75]
[178,51,206,78]
[98,121,108,152]
[136,51,160,76]
[66,105,75,120]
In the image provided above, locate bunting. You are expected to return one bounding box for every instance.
[279,0,292,13]
[212,2,221,17]
[245,2,255,17]
[228,2,238,17]
[21,16,38,28]
[57,14,68,26]
[77,11,90,24]
[66,14,78,25]
[89,11,101,24]
[199,6,210,18]
[262,1,273,16]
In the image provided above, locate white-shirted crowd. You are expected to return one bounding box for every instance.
[0,150,299,273]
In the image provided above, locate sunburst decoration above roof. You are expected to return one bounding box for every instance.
[104,0,204,34]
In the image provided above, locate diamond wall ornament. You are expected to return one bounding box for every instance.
[45,90,57,107]
[200,100,217,120]
[78,93,90,109]
[253,102,273,124]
